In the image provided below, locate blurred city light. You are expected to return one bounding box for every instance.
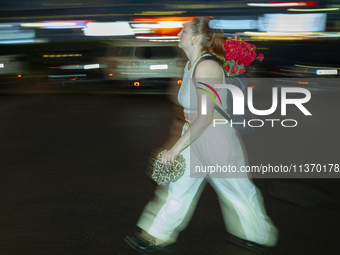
[131,28,152,34]
[258,14,326,32]
[21,22,78,28]
[148,39,179,42]
[308,32,340,38]
[247,1,318,7]
[134,11,186,15]
[136,36,179,40]
[0,24,13,28]
[43,54,82,57]
[0,39,46,44]
[0,30,35,40]
[288,8,339,11]
[131,21,184,29]
[165,4,246,9]
[209,19,258,30]
[83,22,134,36]
[130,16,200,36]
[295,64,340,69]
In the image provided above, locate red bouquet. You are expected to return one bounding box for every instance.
[210,38,264,77]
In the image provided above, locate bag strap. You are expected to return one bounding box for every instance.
[193,55,231,122]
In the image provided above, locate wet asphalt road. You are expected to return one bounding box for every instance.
[0,88,340,255]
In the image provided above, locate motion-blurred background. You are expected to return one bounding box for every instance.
[1,2,340,255]
[1,0,340,91]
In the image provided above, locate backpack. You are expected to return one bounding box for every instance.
[194,55,254,136]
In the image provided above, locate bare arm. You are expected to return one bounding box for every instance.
[161,60,223,165]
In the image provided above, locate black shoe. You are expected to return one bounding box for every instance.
[227,234,269,254]
[124,234,173,255]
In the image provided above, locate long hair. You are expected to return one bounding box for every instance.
[190,17,225,65]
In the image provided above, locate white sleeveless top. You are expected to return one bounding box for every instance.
[177,54,228,114]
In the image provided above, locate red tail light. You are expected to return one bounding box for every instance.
[70,78,76,81]
[18,74,22,78]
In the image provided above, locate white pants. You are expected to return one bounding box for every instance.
[137,123,278,246]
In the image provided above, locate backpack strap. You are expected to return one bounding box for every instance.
[193,55,231,122]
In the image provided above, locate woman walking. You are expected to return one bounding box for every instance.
[125,17,278,254]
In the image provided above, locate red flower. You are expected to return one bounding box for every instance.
[257,53,264,61]
[238,64,246,74]
[221,38,259,76]
[223,65,230,71]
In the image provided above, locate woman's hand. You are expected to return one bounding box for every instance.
[161,147,181,166]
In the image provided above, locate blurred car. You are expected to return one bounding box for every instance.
[0,54,29,81]
[244,42,340,93]
[245,41,340,78]
[47,62,104,82]
[98,40,186,87]
[266,64,339,78]
[41,43,106,83]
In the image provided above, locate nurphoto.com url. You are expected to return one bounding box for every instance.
[195,164,340,175]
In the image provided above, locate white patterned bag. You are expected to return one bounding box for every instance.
[148,150,186,185]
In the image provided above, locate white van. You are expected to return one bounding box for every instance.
[99,40,186,86]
